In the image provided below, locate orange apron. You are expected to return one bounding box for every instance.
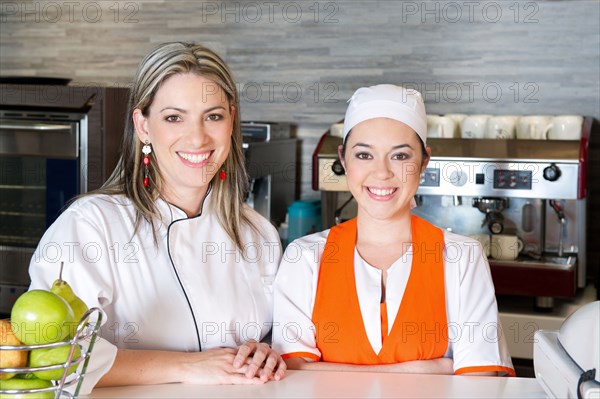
[312,215,448,364]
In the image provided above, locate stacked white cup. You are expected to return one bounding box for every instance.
[547,115,583,140]
[446,114,583,141]
[516,115,553,140]
[427,115,457,138]
[460,115,490,139]
[486,116,518,139]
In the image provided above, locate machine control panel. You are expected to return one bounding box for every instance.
[493,170,532,190]
[420,168,440,187]
[416,160,579,199]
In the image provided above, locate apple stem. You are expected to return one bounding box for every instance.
[59,261,64,282]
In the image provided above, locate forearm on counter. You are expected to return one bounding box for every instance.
[96,348,188,387]
[285,357,455,375]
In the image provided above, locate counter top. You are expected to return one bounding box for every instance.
[87,370,546,398]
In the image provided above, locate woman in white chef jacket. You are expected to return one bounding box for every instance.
[28,42,286,391]
[272,85,515,376]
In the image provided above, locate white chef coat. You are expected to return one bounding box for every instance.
[29,190,281,393]
[272,227,514,374]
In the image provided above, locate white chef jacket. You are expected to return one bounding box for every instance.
[272,227,514,374]
[29,190,281,393]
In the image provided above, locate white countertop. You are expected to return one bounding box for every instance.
[87,370,547,398]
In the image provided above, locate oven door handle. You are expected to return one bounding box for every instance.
[0,121,78,158]
[0,122,73,131]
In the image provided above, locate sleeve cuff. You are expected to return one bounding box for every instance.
[282,351,321,362]
[71,337,118,394]
[455,365,516,377]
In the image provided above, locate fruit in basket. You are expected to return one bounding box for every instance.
[13,374,35,380]
[10,291,74,345]
[51,262,89,328]
[29,345,81,381]
[0,320,28,380]
[65,297,87,326]
[0,377,53,398]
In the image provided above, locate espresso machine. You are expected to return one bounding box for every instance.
[314,117,597,310]
[241,122,297,226]
[413,135,590,309]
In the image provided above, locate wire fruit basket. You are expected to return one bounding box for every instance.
[0,307,103,399]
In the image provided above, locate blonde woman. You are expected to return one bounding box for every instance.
[273,85,514,376]
[28,42,286,392]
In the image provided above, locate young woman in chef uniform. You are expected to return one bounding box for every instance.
[28,42,286,391]
[272,85,515,376]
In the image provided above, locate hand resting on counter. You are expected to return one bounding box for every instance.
[97,340,286,387]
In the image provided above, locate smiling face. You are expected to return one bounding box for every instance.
[133,73,234,205]
[340,117,430,222]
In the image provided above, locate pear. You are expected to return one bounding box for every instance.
[50,262,89,327]
[50,263,76,303]
[68,297,88,325]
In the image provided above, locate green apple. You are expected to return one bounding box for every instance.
[10,291,74,345]
[12,375,35,380]
[29,345,81,381]
[0,377,54,398]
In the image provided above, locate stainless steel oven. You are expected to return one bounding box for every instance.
[0,83,129,315]
[0,109,88,313]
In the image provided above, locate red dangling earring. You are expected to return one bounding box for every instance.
[219,169,227,181]
[142,140,152,187]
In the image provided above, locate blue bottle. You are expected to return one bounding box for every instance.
[287,200,322,243]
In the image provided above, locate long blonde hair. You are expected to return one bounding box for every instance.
[98,42,253,248]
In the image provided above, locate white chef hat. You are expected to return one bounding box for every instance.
[343,84,428,145]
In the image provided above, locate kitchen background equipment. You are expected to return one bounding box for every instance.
[313,116,599,310]
[0,83,129,316]
[241,122,297,228]
[0,77,72,85]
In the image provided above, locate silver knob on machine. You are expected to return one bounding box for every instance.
[449,170,468,187]
[543,163,561,182]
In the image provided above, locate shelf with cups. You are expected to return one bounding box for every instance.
[427,114,584,141]
[0,307,103,399]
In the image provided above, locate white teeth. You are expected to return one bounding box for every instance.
[179,152,210,163]
[368,188,395,196]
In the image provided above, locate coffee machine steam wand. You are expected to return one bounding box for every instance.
[549,200,566,257]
